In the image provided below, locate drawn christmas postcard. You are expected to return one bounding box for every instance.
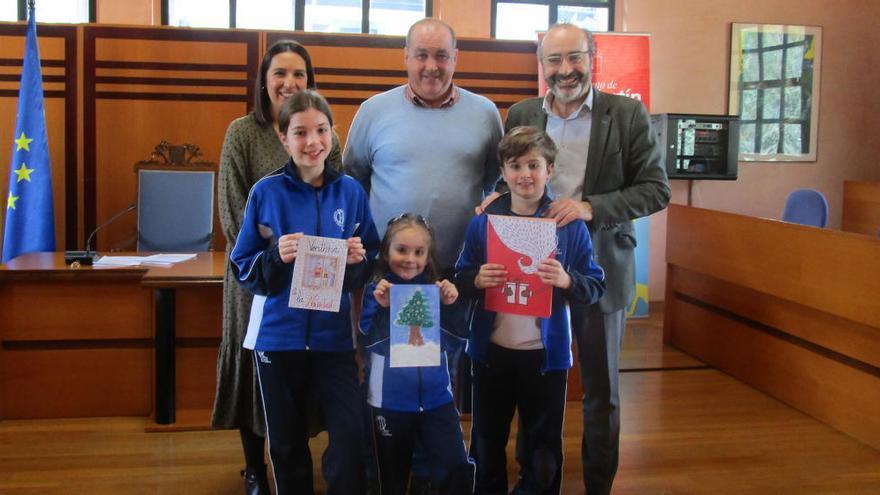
[486,214,557,318]
[289,235,347,312]
[390,284,441,368]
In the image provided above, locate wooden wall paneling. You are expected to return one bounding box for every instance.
[0,24,78,252]
[93,98,241,251]
[96,0,160,25]
[265,32,537,146]
[666,283,880,450]
[433,0,492,38]
[83,27,259,252]
[842,180,880,236]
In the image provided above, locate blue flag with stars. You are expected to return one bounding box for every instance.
[2,5,55,263]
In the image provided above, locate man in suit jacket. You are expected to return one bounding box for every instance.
[504,23,670,494]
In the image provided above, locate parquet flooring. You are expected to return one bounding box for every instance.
[2,311,878,494]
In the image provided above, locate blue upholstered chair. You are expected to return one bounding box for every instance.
[781,189,829,228]
[137,168,215,252]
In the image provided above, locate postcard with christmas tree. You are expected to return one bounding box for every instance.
[288,235,348,312]
[390,284,441,368]
[485,214,557,318]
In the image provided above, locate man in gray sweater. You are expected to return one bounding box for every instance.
[343,18,503,275]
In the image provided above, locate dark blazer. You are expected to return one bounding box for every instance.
[504,90,670,312]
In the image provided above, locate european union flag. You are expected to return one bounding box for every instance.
[2,4,55,263]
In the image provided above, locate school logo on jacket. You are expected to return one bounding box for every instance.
[333,208,345,229]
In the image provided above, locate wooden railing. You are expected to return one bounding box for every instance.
[664,204,880,449]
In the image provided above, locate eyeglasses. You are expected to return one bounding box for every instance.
[387,212,431,230]
[542,51,591,67]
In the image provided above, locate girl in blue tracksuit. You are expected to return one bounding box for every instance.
[359,213,474,495]
[455,127,606,495]
[231,90,379,495]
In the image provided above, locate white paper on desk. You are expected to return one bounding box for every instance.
[141,253,197,266]
[94,256,149,267]
[289,235,347,312]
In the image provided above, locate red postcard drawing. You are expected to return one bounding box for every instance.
[485,215,557,318]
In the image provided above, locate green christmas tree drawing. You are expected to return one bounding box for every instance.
[395,289,434,347]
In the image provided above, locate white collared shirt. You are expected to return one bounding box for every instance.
[542,88,593,201]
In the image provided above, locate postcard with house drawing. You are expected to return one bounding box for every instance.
[289,235,347,312]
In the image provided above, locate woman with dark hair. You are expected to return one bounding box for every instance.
[212,39,341,495]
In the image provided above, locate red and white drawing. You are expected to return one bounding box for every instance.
[486,215,556,317]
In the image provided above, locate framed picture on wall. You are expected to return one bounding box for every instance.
[728,23,822,162]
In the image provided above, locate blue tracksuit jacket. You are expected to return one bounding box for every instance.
[359,273,467,412]
[231,159,379,351]
[454,191,606,372]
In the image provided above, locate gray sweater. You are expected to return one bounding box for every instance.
[343,85,503,268]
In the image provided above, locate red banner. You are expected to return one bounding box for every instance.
[538,32,651,110]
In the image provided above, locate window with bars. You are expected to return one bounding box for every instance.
[492,0,613,40]
[164,0,430,35]
[736,30,815,156]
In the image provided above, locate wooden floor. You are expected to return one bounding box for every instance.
[2,311,878,494]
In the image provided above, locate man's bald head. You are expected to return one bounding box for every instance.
[406,18,457,49]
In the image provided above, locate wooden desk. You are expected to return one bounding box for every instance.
[142,253,224,427]
[664,205,880,449]
[0,252,223,426]
[842,180,880,236]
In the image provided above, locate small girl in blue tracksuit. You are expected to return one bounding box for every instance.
[359,213,474,495]
[231,90,379,495]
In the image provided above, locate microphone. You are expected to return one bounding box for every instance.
[65,203,137,265]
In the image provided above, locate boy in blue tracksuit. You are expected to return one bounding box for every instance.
[231,91,379,495]
[455,126,606,494]
[359,213,474,494]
